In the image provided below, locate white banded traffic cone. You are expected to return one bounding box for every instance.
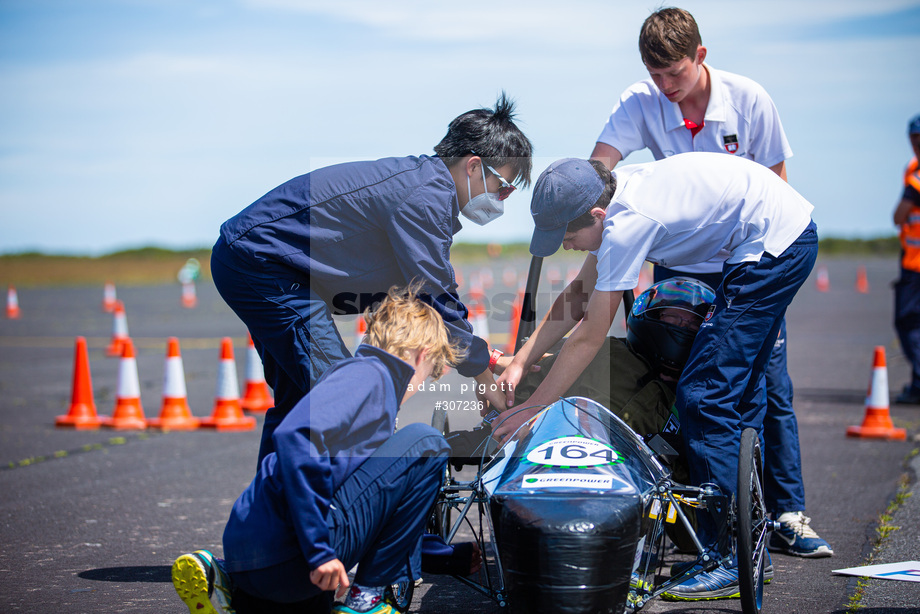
[149,337,199,430]
[102,338,147,429]
[201,338,255,431]
[106,300,130,357]
[354,316,367,351]
[479,267,494,289]
[505,290,523,354]
[470,300,490,345]
[6,285,21,319]
[636,263,653,296]
[181,281,198,309]
[468,273,485,306]
[241,333,273,413]
[102,281,117,312]
[847,346,906,440]
[816,265,830,292]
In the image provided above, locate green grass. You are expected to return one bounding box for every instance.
[845,450,916,613]
[0,236,901,287]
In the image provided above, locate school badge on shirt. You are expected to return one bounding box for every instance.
[705,304,716,321]
[723,134,739,154]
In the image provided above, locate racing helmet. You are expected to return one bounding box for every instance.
[626,277,716,378]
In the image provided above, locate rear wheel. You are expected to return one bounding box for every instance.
[737,427,767,614]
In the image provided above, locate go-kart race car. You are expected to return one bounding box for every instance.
[429,396,772,614]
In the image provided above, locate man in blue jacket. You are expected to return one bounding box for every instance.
[211,93,533,463]
[172,285,464,614]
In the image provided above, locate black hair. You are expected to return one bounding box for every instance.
[433,92,534,187]
[565,159,617,232]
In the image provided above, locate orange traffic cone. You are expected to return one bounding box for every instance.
[479,267,494,289]
[502,266,517,288]
[102,338,148,429]
[181,281,198,308]
[566,264,581,286]
[855,266,869,294]
[354,316,367,351]
[470,299,490,345]
[148,337,199,430]
[106,300,130,357]
[102,281,117,312]
[815,265,830,292]
[241,333,274,413]
[56,337,103,429]
[505,290,523,354]
[468,273,485,305]
[636,263,653,296]
[6,285,21,319]
[846,346,906,440]
[201,338,255,431]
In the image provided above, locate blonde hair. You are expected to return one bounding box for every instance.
[363,283,465,380]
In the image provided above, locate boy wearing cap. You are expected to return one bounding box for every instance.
[892,114,920,404]
[211,94,532,464]
[589,6,830,562]
[496,154,817,600]
[173,285,463,614]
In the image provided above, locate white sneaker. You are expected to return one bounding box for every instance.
[769,511,834,558]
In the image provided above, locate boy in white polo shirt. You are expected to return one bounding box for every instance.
[590,7,832,563]
[590,7,790,178]
[496,155,818,600]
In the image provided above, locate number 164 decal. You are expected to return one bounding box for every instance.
[525,436,619,468]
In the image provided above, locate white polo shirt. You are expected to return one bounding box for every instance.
[592,153,813,293]
[595,66,793,275]
[596,65,792,167]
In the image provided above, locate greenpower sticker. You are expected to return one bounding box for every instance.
[525,436,619,468]
[522,473,614,489]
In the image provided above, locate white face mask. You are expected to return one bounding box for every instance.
[461,163,505,226]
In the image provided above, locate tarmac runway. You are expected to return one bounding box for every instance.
[1,256,918,613]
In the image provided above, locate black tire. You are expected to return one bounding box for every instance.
[737,427,767,614]
[385,579,414,612]
[428,495,453,541]
[429,406,452,539]
[431,405,450,435]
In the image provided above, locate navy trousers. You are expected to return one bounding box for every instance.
[230,423,449,604]
[654,271,806,515]
[894,268,920,395]
[675,222,818,549]
[211,240,351,463]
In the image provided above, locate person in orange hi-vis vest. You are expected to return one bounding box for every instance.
[892,114,920,404]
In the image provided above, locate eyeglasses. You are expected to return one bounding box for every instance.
[658,311,701,331]
[486,165,516,201]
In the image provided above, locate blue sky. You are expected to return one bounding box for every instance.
[1,0,918,255]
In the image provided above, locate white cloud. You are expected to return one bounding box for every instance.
[1,0,918,252]
[242,0,919,45]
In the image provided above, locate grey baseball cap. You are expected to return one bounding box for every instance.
[529,158,606,257]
